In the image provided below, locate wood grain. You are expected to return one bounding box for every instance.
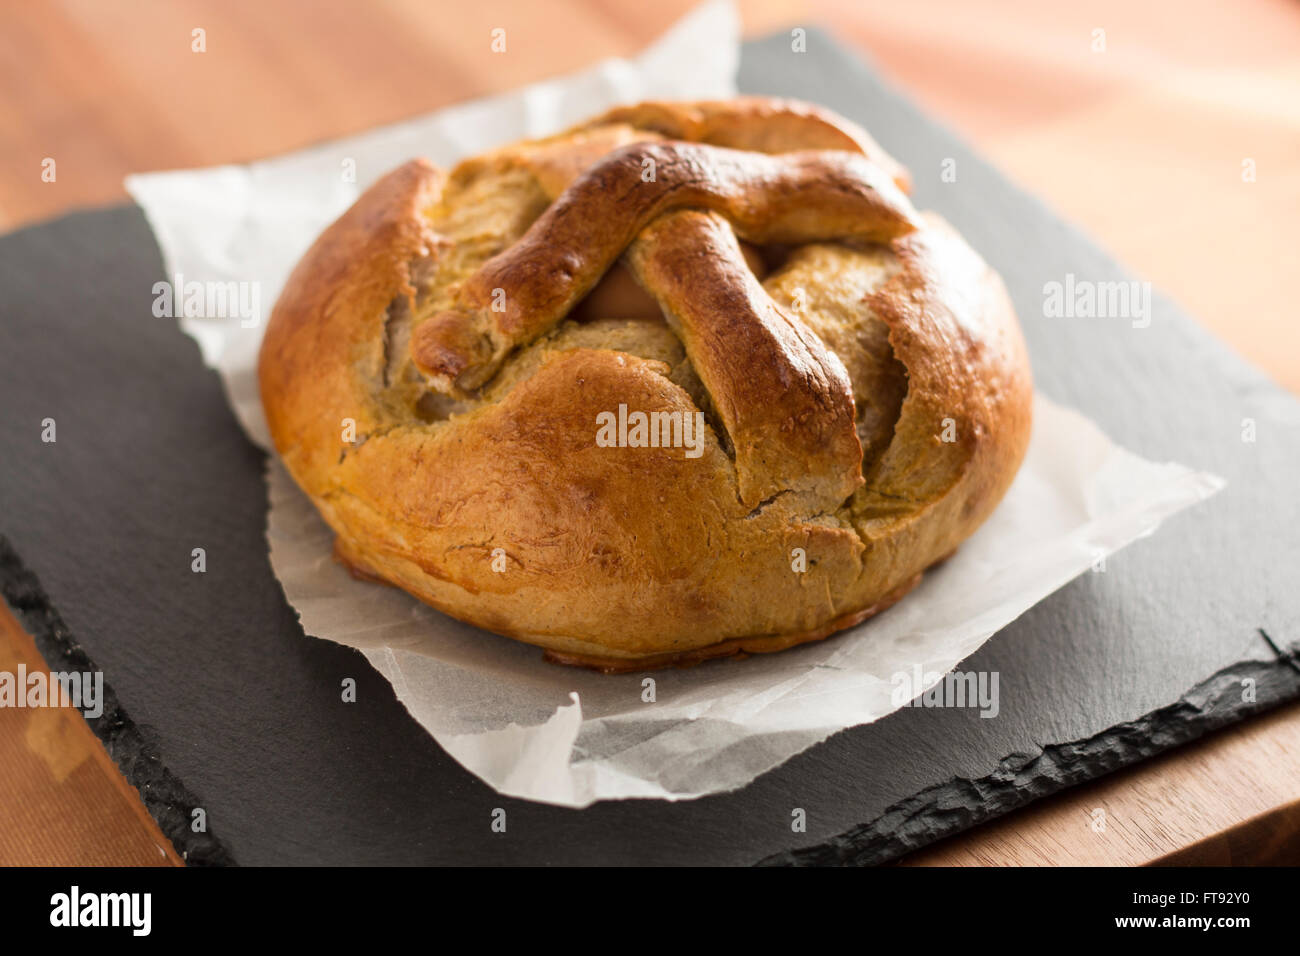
[1,0,1297,865]
[901,700,1300,866]
[0,602,181,866]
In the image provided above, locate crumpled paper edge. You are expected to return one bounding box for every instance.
[267,397,1224,808]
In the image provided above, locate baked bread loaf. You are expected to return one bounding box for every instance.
[259,98,1033,672]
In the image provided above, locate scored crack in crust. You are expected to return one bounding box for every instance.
[258,97,1034,672]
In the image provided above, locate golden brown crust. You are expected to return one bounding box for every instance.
[258,97,1033,670]
[571,97,913,191]
[626,210,864,508]
[410,142,919,394]
[541,572,923,673]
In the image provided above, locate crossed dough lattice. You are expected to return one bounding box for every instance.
[411,102,920,511]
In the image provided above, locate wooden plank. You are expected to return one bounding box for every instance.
[0,602,181,866]
[902,700,1300,866]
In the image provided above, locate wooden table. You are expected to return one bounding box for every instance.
[2,0,1298,866]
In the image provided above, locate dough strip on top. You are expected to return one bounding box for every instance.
[627,209,865,509]
[411,141,920,394]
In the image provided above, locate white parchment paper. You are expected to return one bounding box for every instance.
[127,0,1224,807]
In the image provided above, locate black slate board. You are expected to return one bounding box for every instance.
[2,31,1299,866]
